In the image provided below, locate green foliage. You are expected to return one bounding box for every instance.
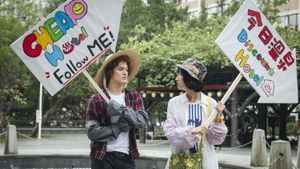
[199,0,208,22]
[286,122,297,136]
[0,1,42,118]
[118,0,188,48]
[258,0,288,22]
[269,122,297,137]
[277,26,300,72]
[223,0,242,17]
[43,0,64,15]
[121,16,231,86]
[217,0,227,15]
[118,0,146,48]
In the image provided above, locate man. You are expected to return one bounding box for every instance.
[86,50,148,169]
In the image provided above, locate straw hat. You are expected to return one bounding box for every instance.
[96,50,141,89]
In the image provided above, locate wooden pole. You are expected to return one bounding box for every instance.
[82,70,110,103]
[204,73,243,128]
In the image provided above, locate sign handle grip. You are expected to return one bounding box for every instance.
[204,72,243,128]
[83,70,110,103]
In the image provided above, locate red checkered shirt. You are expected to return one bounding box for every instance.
[86,89,145,160]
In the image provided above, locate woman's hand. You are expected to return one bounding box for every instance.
[215,101,225,113]
[191,125,207,135]
[215,101,225,122]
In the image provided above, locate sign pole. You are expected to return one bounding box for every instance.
[82,70,110,103]
[204,73,243,127]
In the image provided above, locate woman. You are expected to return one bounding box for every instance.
[163,58,228,169]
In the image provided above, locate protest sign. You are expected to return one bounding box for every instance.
[10,0,123,96]
[215,0,298,103]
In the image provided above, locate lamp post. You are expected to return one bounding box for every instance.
[38,83,43,139]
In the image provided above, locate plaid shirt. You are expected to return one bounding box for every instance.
[86,89,145,160]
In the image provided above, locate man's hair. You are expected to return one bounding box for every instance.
[179,69,205,92]
[104,56,132,87]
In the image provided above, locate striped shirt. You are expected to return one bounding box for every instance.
[187,102,203,153]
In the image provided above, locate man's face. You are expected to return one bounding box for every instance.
[110,61,129,86]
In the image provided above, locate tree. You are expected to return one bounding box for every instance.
[258,0,288,22]
[121,16,231,87]
[223,0,242,17]
[118,0,188,48]
[0,0,42,128]
[118,0,146,48]
[278,26,300,72]
[43,0,65,15]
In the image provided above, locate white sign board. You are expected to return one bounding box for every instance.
[215,0,298,103]
[10,0,123,96]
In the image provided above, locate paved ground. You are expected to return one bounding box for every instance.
[0,133,298,169]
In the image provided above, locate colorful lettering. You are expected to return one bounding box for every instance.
[258,26,273,45]
[33,27,54,50]
[22,34,42,58]
[237,29,248,43]
[53,56,88,84]
[237,28,275,77]
[45,45,64,67]
[44,18,64,42]
[64,0,88,25]
[283,51,294,66]
[277,59,286,71]
[247,9,262,31]
[55,11,75,34]
[62,42,74,54]
[235,49,249,67]
[21,0,88,59]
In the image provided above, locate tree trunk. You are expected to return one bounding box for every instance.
[279,104,288,140]
[257,104,267,132]
[231,89,240,146]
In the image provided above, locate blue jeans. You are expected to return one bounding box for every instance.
[91,152,135,169]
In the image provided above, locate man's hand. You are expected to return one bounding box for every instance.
[107,100,125,116]
[118,116,131,133]
[122,108,139,127]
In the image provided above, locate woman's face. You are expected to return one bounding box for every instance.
[175,70,188,91]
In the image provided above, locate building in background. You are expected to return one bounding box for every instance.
[180,0,300,30]
[277,0,299,30]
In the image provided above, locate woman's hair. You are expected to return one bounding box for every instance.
[104,55,132,87]
[179,68,205,92]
